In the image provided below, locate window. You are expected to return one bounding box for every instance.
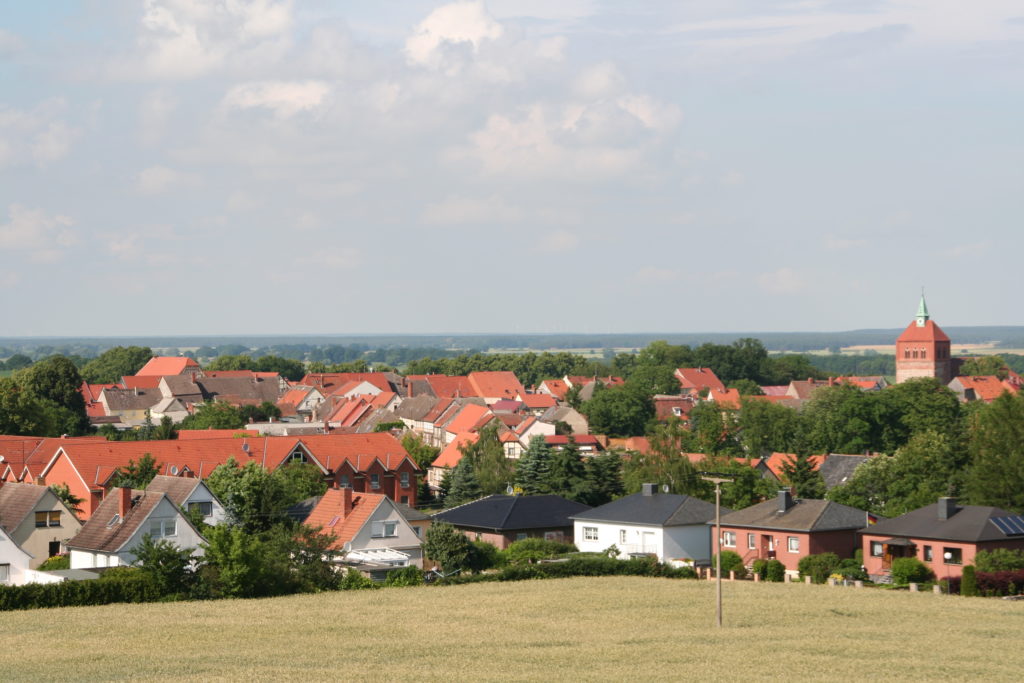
[747,533,756,550]
[371,520,398,538]
[339,475,350,488]
[400,496,409,505]
[943,547,963,565]
[923,545,933,562]
[412,526,421,537]
[370,473,380,489]
[619,529,628,545]
[148,518,177,538]
[35,511,60,527]
[187,501,213,517]
[787,536,800,553]
[516,533,528,541]
[583,526,598,542]
[870,542,883,557]
[0,564,8,584]
[722,532,737,548]
[288,451,307,464]
[400,472,410,488]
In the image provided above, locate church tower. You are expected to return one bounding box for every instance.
[895,294,952,384]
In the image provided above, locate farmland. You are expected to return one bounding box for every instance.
[2,576,1021,680]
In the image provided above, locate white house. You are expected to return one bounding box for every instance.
[570,484,725,565]
[0,525,64,586]
[145,475,226,526]
[67,487,206,569]
[0,482,83,568]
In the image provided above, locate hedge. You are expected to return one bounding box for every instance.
[948,568,1024,597]
[0,570,162,611]
[439,556,697,585]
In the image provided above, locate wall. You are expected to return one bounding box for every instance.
[861,534,1024,579]
[10,489,83,568]
[348,499,423,568]
[43,452,99,518]
[574,520,665,560]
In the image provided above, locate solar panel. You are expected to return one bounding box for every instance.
[991,516,1024,536]
[327,515,340,528]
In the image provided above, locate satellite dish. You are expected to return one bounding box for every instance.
[506,485,515,495]
[662,484,669,493]
[169,466,179,476]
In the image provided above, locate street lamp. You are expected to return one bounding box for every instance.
[943,551,953,592]
[700,472,733,628]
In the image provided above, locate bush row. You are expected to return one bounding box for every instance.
[947,568,1024,597]
[0,570,161,611]
[439,555,697,585]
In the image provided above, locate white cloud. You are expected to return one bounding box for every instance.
[0,100,76,168]
[616,94,682,133]
[131,0,294,79]
[405,1,504,68]
[421,195,522,226]
[824,236,867,251]
[758,267,806,295]
[574,62,626,99]
[222,81,330,119]
[0,205,77,256]
[537,229,579,253]
[136,165,199,194]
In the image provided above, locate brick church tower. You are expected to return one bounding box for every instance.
[895,295,952,384]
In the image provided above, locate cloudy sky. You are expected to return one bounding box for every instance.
[1,1,1021,337]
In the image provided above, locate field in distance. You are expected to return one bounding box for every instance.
[1,576,1021,681]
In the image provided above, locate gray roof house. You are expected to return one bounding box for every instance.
[434,494,591,549]
[571,484,726,565]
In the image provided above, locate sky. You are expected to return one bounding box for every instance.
[1,1,1021,337]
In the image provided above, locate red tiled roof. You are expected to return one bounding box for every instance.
[896,319,950,343]
[204,370,280,380]
[467,371,526,401]
[517,393,557,409]
[300,373,394,393]
[431,432,478,469]
[953,375,1018,402]
[444,404,493,435]
[279,388,313,407]
[289,433,414,472]
[760,385,789,396]
[177,429,259,440]
[675,368,726,393]
[306,488,387,548]
[763,452,825,480]
[538,379,569,400]
[136,356,200,376]
[408,374,477,398]
[121,375,162,390]
[708,388,741,408]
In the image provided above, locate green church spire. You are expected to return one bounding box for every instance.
[916,290,929,327]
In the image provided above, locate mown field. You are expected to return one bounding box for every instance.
[2,576,1021,681]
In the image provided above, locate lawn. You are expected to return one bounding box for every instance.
[2,576,1021,681]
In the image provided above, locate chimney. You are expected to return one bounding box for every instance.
[938,497,958,520]
[778,488,794,513]
[118,487,132,518]
[36,474,45,486]
[641,483,657,497]
[342,486,353,515]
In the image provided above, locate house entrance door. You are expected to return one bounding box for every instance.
[761,534,774,559]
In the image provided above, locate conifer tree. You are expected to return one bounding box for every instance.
[515,435,553,495]
[447,456,482,506]
[546,437,588,502]
[781,453,826,499]
[967,391,1024,512]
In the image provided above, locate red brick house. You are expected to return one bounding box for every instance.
[714,490,870,575]
[860,497,1024,581]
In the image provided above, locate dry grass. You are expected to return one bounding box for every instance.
[2,577,1022,681]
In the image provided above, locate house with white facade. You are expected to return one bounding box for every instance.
[571,484,726,565]
[0,482,83,568]
[0,524,66,586]
[67,487,206,569]
[145,475,226,526]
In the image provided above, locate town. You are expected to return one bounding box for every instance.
[2,296,1023,601]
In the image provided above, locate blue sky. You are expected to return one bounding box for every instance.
[1,1,1021,336]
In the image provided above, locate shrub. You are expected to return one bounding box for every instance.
[502,538,577,565]
[835,558,867,581]
[466,541,502,573]
[0,568,161,611]
[765,560,786,582]
[37,555,70,571]
[751,559,768,580]
[798,553,841,584]
[960,565,978,596]
[974,548,1024,573]
[890,557,933,586]
[712,551,746,578]
[383,566,424,587]
[338,568,377,591]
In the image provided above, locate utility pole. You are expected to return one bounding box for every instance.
[701,473,733,628]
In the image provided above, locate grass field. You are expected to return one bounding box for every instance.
[2,577,1022,681]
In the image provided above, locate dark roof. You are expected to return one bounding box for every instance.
[864,502,1020,543]
[396,502,431,522]
[67,489,168,552]
[144,475,201,506]
[0,482,48,533]
[392,395,439,421]
[717,498,869,532]
[434,495,591,531]
[571,492,725,527]
[287,495,321,524]
[819,455,870,489]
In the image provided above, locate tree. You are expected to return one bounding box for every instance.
[877,378,963,453]
[238,401,282,424]
[546,438,588,502]
[49,483,84,516]
[728,379,764,396]
[3,353,32,371]
[422,521,473,573]
[446,456,483,506]
[401,432,440,470]
[275,463,328,506]
[457,424,512,496]
[966,392,1024,512]
[515,436,553,495]
[0,378,60,436]
[801,383,879,455]
[109,454,161,489]
[206,459,291,532]
[580,385,653,437]
[178,401,246,430]
[688,401,742,456]
[781,453,826,499]
[15,355,89,435]
[960,355,1008,380]
[582,451,624,506]
[80,346,152,383]
[623,418,707,497]
[132,534,196,596]
[737,398,803,457]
